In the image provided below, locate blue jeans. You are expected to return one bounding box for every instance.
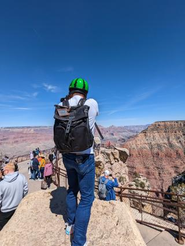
[62,153,95,246]
[31,169,38,180]
[39,167,44,179]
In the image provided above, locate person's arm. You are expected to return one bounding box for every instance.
[44,165,47,177]
[85,99,99,132]
[37,159,40,168]
[0,185,3,211]
[23,176,29,197]
[110,178,119,188]
[0,170,3,180]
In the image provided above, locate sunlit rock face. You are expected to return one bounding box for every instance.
[0,189,146,246]
[95,146,129,185]
[123,121,185,191]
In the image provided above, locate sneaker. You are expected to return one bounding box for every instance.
[65,224,74,235]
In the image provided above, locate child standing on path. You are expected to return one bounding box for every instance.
[43,159,53,188]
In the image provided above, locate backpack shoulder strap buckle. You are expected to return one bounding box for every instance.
[65,116,75,134]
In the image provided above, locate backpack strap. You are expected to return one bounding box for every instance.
[100,177,109,185]
[77,98,86,106]
[60,96,70,107]
[95,123,104,140]
[61,96,85,107]
[65,116,75,135]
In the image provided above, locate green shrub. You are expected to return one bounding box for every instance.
[139,181,146,189]
[119,176,126,184]
[133,171,140,178]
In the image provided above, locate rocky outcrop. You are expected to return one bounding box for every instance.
[128,174,152,214]
[123,121,185,191]
[95,147,129,185]
[0,189,146,246]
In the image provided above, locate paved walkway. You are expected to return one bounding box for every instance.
[131,207,179,232]
[137,221,183,246]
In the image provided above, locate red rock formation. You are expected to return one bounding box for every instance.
[123,121,185,191]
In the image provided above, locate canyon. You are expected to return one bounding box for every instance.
[0,125,147,157]
[123,121,185,191]
[1,121,185,192]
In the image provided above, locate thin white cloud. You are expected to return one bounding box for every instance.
[32,92,38,97]
[43,83,58,93]
[57,66,74,72]
[32,84,41,89]
[0,103,12,108]
[21,91,39,98]
[32,83,60,93]
[32,28,41,39]
[13,107,32,110]
[0,91,39,102]
[108,87,162,115]
[0,94,27,102]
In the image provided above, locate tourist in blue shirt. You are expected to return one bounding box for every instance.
[99,170,119,201]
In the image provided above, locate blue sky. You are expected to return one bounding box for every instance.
[0,0,185,127]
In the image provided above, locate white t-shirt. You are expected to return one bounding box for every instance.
[59,95,99,154]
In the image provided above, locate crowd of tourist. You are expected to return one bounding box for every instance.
[29,148,55,189]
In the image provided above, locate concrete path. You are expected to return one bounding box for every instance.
[137,223,183,246]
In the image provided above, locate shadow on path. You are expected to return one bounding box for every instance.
[50,187,67,222]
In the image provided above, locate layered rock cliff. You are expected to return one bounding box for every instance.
[123,121,185,191]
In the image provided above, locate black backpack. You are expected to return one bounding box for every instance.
[53,97,94,153]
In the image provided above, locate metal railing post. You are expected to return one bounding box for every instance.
[176,194,184,245]
[140,194,143,222]
[120,187,123,202]
[56,150,60,187]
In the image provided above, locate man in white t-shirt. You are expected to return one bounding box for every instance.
[60,78,98,246]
